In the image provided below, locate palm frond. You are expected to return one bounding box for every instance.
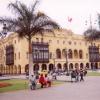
[84,28,100,41]
[0,0,60,39]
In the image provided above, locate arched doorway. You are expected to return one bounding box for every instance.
[49,64,54,72]
[75,63,79,69]
[10,66,13,74]
[25,64,29,75]
[80,63,84,69]
[63,63,68,71]
[69,63,73,71]
[13,65,17,74]
[41,64,47,70]
[91,63,94,70]
[57,63,62,70]
[33,64,39,74]
[86,63,89,69]
[0,64,3,74]
[94,63,98,69]
[18,65,21,74]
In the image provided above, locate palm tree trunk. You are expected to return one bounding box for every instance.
[28,37,33,79]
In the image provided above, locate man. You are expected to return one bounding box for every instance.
[80,68,84,81]
[30,75,36,90]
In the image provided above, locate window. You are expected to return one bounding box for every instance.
[6,45,14,65]
[57,40,59,44]
[49,52,52,59]
[36,38,39,42]
[63,41,65,44]
[68,49,73,59]
[18,52,20,59]
[62,49,66,58]
[49,40,52,43]
[79,50,83,59]
[26,52,29,59]
[74,50,78,58]
[56,49,61,59]
[15,53,16,60]
[86,53,88,59]
[74,42,76,45]
[14,40,16,44]
[68,41,72,45]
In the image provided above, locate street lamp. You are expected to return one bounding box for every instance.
[65,48,69,75]
[52,53,56,72]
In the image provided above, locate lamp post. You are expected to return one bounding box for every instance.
[65,48,69,75]
[53,53,56,72]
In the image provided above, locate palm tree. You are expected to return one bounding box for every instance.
[84,28,100,41]
[0,0,60,79]
[84,14,100,41]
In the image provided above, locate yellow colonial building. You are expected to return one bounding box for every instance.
[0,29,100,75]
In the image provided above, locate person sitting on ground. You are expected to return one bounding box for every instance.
[39,74,47,88]
[30,75,36,90]
[45,74,51,87]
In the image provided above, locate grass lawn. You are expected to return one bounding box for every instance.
[0,79,65,93]
[87,71,100,76]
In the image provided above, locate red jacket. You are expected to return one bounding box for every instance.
[39,76,46,84]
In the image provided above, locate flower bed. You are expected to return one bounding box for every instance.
[0,82,12,88]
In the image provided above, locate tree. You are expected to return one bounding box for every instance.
[84,28,100,41]
[84,14,100,41]
[0,0,60,79]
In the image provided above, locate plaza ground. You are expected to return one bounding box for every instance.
[0,76,100,100]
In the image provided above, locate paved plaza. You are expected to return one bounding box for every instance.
[0,76,100,100]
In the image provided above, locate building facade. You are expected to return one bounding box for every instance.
[0,29,100,75]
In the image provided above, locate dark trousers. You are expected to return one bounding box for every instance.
[80,75,84,81]
[31,82,36,90]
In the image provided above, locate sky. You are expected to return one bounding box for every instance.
[0,0,100,34]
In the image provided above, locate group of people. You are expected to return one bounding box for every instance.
[30,74,51,90]
[71,68,87,82]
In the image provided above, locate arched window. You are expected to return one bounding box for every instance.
[79,50,83,59]
[18,65,21,74]
[41,64,47,70]
[57,63,62,70]
[68,49,73,59]
[56,49,61,59]
[75,63,79,69]
[74,49,78,58]
[62,49,66,58]
[69,63,73,70]
[86,63,89,69]
[80,63,84,69]
[63,63,68,71]
[49,64,54,71]
[33,64,39,71]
